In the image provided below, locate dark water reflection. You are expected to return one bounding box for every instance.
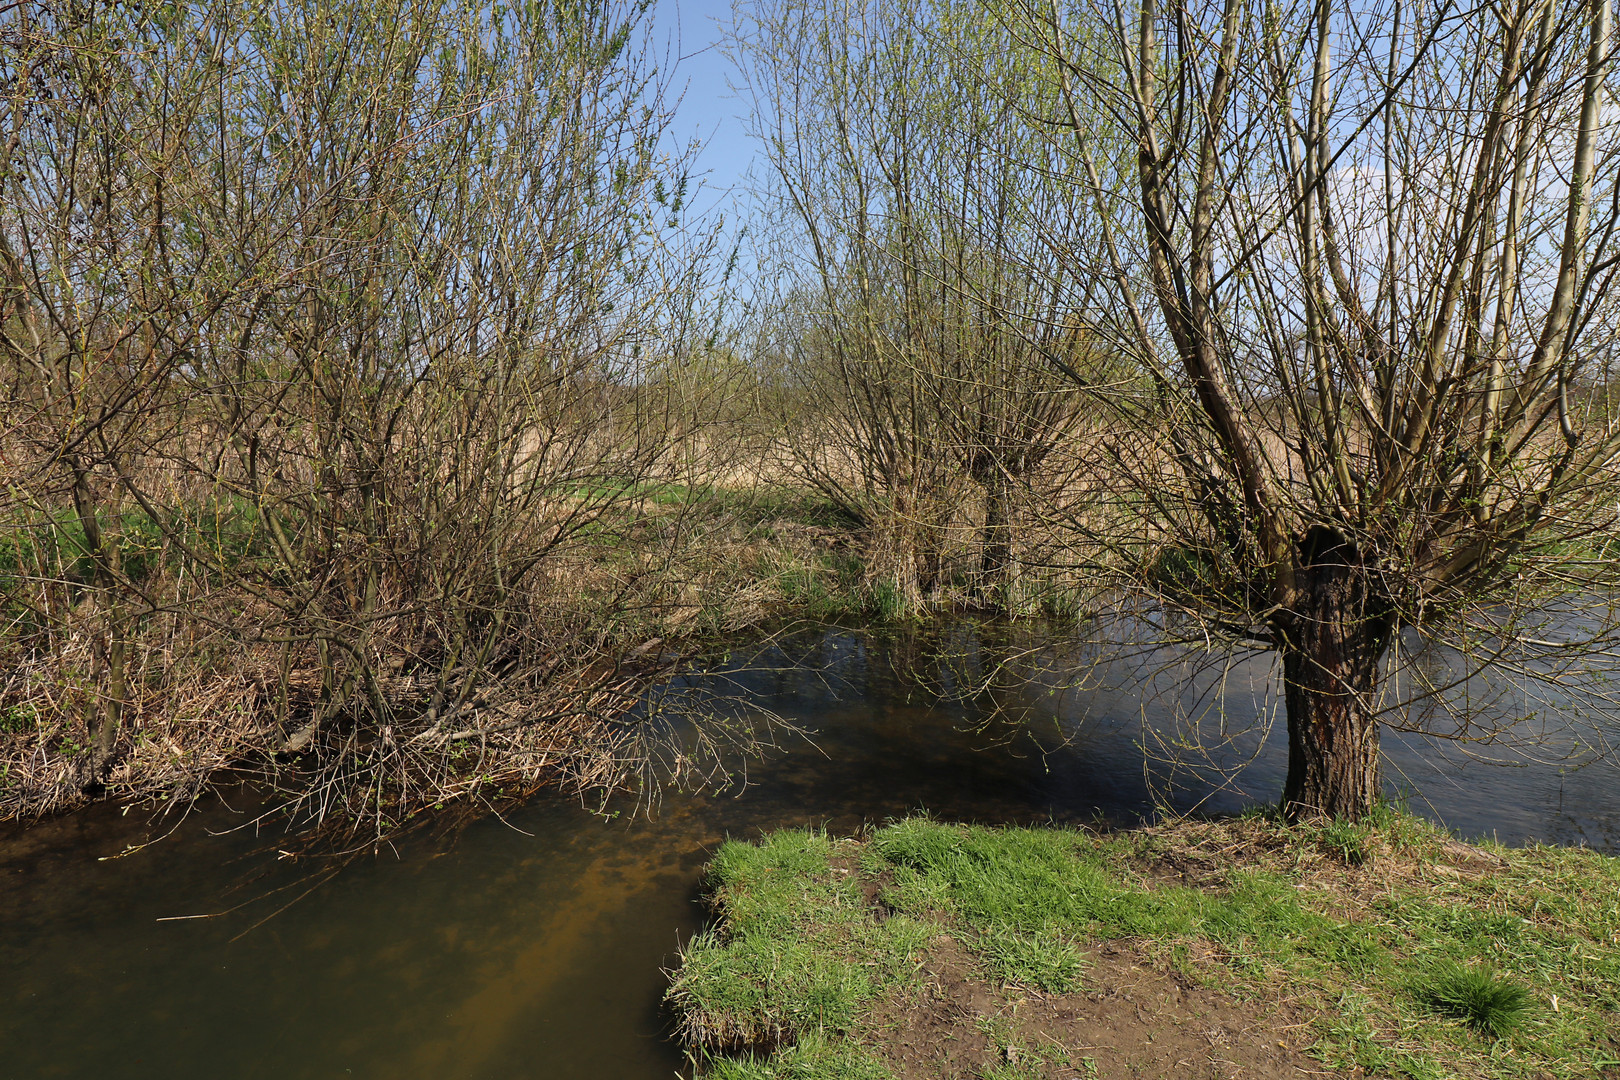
[2,623,1615,1079]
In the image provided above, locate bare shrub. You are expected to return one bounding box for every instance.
[0,0,753,839]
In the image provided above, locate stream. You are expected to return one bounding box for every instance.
[3,623,1616,1078]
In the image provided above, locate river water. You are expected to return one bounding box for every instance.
[2,624,1616,1078]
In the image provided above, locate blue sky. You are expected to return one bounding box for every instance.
[649,0,759,224]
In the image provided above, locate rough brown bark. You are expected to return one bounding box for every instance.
[1279,526,1388,821]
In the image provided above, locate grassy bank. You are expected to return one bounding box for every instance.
[667,812,1620,1080]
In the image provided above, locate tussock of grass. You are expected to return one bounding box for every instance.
[975,923,1087,993]
[669,812,1620,1080]
[1417,962,1535,1039]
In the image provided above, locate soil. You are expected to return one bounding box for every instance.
[863,934,1327,1080]
[690,821,1619,1079]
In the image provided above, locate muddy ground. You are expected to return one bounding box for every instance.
[862,932,1330,1080]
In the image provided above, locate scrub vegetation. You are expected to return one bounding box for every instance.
[0,0,788,840]
[669,814,1620,1080]
[5,0,1620,847]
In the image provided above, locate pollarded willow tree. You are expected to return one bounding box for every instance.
[734,0,1100,612]
[1030,0,1620,818]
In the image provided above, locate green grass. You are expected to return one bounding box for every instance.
[700,1032,896,1080]
[669,813,1620,1080]
[668,829,933,1054]
[771,553,876,620]
[1417,962,1536,1039]
[0,498,273,592]
[974,922,1087,993]
[1319,816,1372,865]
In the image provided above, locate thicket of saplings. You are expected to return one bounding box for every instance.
[0,0,793,841]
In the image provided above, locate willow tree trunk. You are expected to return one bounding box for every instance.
[981,475,1012,592]
[1278,528,1388,822]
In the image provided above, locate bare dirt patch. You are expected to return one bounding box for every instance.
[865,934,1322,1080]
